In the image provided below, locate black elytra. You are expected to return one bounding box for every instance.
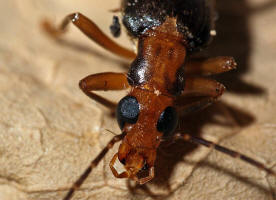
[116,96,140,129]
[157,106,178,137]
[122,0,214,51]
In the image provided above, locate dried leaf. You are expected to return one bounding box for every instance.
[0,0,275,200]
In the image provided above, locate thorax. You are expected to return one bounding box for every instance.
[127,18,187,96]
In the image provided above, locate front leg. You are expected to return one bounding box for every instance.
[176,55,236,115]
[42,12,136,59]
[79,72,130,110]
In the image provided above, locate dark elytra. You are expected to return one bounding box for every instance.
[122,0,214,51]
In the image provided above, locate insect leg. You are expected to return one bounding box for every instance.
[177,97,216,117]
[42,12,136,59]
[176,78,225,116]
[174,133,276,177]
[185,57,237,75]
[181,78,225,98]
[63,132,126,200]
[79,72,130,110]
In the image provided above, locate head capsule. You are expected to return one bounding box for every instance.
[113,95,154,183]
[113,93,178,183]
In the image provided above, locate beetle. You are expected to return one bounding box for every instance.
[42,0,276,199]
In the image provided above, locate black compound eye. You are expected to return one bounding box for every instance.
[116,96,140,129]
[157,107,178,137]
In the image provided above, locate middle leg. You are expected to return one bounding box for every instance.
[181,77,225,98]
[177,77,225,116]
[184,56,237,76]
[79,72,130,110]
[177,55,236,116]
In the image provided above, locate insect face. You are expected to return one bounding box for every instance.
[111,140,157,184]
[111,90,176,183]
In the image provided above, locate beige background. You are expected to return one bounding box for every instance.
[0,0,276,199]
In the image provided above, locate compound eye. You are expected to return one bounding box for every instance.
[157,107,178,137]
[116,96,140,129]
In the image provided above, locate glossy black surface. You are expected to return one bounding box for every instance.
[128,56,151,86]
[122,0,214,51]
[116,96,140,129]
[157,106,178,137]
